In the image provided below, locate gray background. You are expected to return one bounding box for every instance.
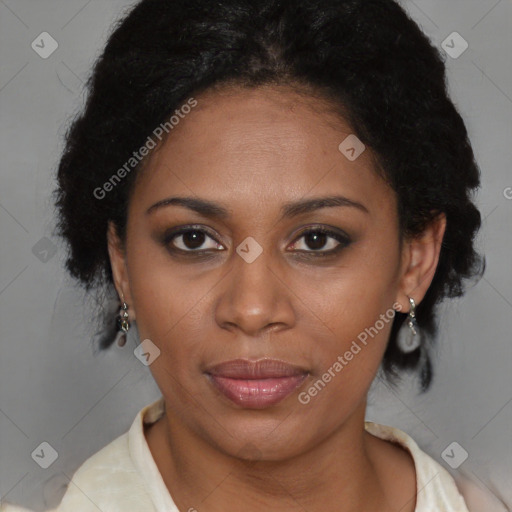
[0,0,511,510]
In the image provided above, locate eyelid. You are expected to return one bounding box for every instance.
[163,225,226,252]
[162,223,352,257]
[288,225,351,252]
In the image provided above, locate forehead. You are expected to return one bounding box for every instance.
[131,84,393,220]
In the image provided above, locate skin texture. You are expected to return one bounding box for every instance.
[108,84,446,512]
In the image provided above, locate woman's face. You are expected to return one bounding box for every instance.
[109,84,416,459]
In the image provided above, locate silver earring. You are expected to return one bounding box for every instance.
[116,298,130,347]
[396,296,421,353]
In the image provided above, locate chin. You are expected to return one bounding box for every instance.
[199,409,318,462]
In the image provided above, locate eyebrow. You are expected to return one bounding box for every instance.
[146,195,369,219]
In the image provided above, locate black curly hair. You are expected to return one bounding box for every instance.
[53,0,484,392]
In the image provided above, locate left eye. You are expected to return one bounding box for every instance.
[289,228,350,253]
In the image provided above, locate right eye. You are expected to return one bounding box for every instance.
[164,225,225,253]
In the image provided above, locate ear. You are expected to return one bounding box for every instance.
[395,212,447,313]
[107,221,135,319]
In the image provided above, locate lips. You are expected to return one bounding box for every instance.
[205,359,309,409]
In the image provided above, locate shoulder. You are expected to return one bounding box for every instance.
[50,431,151,511]
[47,431,154,511]
[365,421,470,512]
[2,398,164,512]
[1,434,152,512]
[48,396,168,512]
[0,437,136,512]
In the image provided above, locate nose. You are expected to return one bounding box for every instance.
[214,248,296,337]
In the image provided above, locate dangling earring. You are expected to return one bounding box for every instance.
[396,296,421,353]
[116,295,130,347]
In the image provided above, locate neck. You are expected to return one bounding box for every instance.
[145,399,393,512]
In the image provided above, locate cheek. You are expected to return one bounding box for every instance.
[297,298,396,428]
[131,276,207,355]
[312,298,394,391]
[125,247,199,358]
[299,240,399,384]
[127,260,211,409]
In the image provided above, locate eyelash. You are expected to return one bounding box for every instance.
[162,224,351,258]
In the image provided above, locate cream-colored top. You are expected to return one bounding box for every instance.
[1,396,470,512]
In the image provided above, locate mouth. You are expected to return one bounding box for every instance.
[205,358,309,409]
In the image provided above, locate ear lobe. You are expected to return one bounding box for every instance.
[395,212,447,311]
[107,221,131,305]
